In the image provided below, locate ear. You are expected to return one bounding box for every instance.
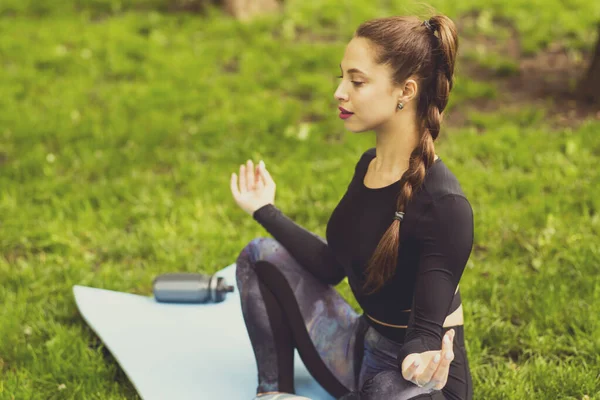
[398,79,419,104]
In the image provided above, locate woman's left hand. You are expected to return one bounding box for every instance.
[401,329,455,390]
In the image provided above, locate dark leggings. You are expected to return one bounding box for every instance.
[235,237,473,400]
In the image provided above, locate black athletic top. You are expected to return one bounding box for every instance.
[252,147,474,366]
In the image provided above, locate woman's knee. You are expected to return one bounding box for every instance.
[236,237,282,266]
[235,237,284,290]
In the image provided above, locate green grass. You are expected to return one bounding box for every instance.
[1,0,599,399]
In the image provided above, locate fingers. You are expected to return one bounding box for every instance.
[402,356,422,382]
[254,163,261,187]
[239,164,246,192]
[429,329,455,390]
[415,350,441,388]
[259,160,274,186]
[230,170,240,199]
[413,329,455,389]
[235,159,272,194]
[246,160,254,191]
[256,160,266,188]
[255,174,264,190]
[239,160,257,192]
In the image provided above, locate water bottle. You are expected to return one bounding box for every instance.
[153,272,234,303]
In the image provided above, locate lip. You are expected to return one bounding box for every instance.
[338,106,353,114]
[339,112,353,120]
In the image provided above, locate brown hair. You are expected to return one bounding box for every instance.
[356,14,459,295]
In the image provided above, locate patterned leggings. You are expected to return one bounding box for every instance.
[235,237,473,400]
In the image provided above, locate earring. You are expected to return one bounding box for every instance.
[397,103,404,110]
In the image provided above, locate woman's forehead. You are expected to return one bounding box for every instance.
[340,37,384,76]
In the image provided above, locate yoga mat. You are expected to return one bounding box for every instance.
[73,262,336,400]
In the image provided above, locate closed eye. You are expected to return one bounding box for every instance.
[336,75,364,87]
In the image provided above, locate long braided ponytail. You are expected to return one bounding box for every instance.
[355,14,459,295]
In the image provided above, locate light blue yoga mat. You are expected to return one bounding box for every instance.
[73,262,336,400]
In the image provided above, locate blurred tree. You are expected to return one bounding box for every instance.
[171,0,280,20]
[223,0,280,20]
[170,0,218,12]
[578,23,600,103]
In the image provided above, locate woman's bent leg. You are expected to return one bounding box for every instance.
[235,237,369,398]
[339,325,472,400]
[337,326,439,400]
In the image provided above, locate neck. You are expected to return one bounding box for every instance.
[372,115,421,176]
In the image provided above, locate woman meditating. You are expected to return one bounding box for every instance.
[230,13,474,400]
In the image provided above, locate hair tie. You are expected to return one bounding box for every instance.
[423,20,434,32]
[393,211,405,222]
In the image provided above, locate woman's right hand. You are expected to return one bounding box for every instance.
[230,159,277,216]
[401,329,455,390]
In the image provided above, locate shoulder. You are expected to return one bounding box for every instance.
[359,147,376,164]
[415,193,474,252]
[419,160,469,204]
[353,147,376,171]
[364,147,376,158]
[414,161,473,228]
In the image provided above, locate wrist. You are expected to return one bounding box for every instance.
[252,203,274,217]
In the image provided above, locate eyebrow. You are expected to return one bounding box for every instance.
[339,64,367,75]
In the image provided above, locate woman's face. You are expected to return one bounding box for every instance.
[334,37,403,133]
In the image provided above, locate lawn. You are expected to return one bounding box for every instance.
[0,0,599,399]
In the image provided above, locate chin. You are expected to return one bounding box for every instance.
[344,122,375,134]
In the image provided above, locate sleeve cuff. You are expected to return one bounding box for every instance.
[252,203,278,222]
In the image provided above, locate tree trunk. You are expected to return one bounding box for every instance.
[578,23,600,103]
[169,0,281,20]
[223,0,280,21]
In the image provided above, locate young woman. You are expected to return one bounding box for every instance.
[230,14,474,400]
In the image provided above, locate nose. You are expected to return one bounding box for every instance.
[334,82,348,102]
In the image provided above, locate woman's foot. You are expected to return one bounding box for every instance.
[253,392,312,400]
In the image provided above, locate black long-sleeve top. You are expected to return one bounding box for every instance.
[252,147,474,367]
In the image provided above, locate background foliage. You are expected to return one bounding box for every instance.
[1,0,599,398]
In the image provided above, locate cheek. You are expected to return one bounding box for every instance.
[355,92,394,124]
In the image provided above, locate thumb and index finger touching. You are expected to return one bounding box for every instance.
[230,159,272,198]
[427,329,456,389]
[404,329,456,387]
